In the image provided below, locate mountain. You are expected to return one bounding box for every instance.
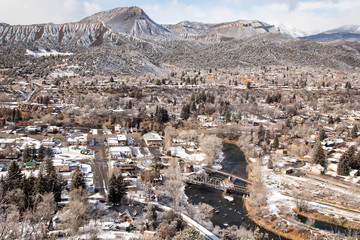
[0,7,359,75]
[276,24,308,38]
[0,7,169,50]
[80,7,170,38]
[301,25,360,42]
[164,20,279,41]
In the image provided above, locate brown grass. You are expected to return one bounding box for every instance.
[294,208,360,232]
[244,198,314,240]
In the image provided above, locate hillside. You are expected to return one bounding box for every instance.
[0,7,359,75]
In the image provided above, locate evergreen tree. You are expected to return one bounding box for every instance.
[22,146,32,162]
[107,173,126,206]
[35,170,48,195]
[312,142,326,166]
[272,136,279,149]
[37,145,46,162]
[319,128,326,141]
[48,171,62,202]
[337,146,355,176]
[180,104,191,120]
[349,151,360,170]
[6,161,23,191]
[351,125,358,139]
[45,156,55,176]
[21,173,36,209]
[14,109,22,123]
[70,166,86,191]
[338,159,350,176]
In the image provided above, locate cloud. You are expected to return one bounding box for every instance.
[0,0,101,25]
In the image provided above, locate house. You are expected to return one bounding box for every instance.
[143,132,162,146]
[108,138,120,147]
[109,146,132,159]
[67,134,88,146]
[25,161,36,170]
[0,138,16,149]
[117,135,127,145]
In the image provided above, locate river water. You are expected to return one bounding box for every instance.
[185,143,281,239]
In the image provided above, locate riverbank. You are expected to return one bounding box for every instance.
[244,198,312,240]
[294,208,360,232]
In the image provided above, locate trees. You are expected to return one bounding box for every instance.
[180,104,190,120]
[272,136,279,149]
[351,125,358,139]
[199,134,222,166]
[312,141,326,166]
[5,161,23,192]
[319,128,326,141]
[22,146,32,162]
[107,173,127,206]
[337,146,355,176]
[37,145,46,162]
[70,166,86,191]
[173,226,203,240]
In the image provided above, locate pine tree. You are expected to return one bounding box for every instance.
[180,104,191,120]
[312,141,326,166]
[35,170,48,195]
[272,136,279,149]
[21,174,36,209]
[319,128,326,141]
[45,156,55,177]
[351,125,358,139]
[349,151,360,169]
[107,173,127,206]
[6,161,23,191]
[338,159,350,176]
[337,146,355,176]
[70,166,86,191]
[22,146,32,162]
[37,145,46,162]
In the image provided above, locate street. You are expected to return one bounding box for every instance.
[91,138,109,196]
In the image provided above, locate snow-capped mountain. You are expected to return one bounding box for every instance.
[276,24,308,38]
[301,25,360,42]
[165,20,279,40]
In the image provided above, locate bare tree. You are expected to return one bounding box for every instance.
[199,134,222,166]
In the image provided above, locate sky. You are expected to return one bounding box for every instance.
[0,0,358,34]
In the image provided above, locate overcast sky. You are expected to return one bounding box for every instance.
[0,0,358,34]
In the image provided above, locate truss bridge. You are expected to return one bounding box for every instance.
[185,174,249,194]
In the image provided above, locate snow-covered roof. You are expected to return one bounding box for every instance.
[143,132,162,141]
[117,134,127,141]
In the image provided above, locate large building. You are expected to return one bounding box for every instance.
[143,132,162,146]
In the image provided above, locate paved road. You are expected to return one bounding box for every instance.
[91,139,109,196]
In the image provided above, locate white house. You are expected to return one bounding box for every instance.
[143,132,162,146]
[110,146,132,159]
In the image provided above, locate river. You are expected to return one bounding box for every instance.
[185,143,282,239]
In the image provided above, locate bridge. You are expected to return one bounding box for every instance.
[185,174,249,194]
[203,166,252,184]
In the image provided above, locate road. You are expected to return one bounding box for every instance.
[91,138,109,196]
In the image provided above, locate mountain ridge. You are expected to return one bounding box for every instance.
[0,7,359,75]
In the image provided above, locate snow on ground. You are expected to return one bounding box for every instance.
[212,151,224,170]
[26,49,73,57]
[132,147,143,158]
[53,146,93,162]
[169,146,206,163]
[223,195,234,202]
